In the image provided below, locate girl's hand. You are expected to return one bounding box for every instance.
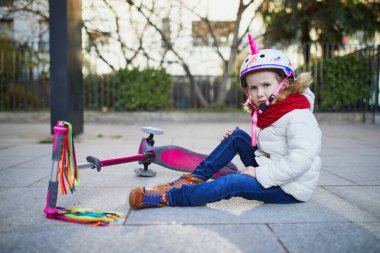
[221,126,239,140]
[242,166,256,178]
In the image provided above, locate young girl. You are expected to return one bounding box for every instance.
[129,34,322,209]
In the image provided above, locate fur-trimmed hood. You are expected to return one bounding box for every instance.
[302,87,315,112]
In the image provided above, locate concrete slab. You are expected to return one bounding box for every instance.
[318,170,355,186]
[359,222,380,239]
[325,186,380,219]
[0,224,283,253]
[0,124,51,144]
[0,187,128,226]
[0,167,48,188]
[0,144,51,170]
[319,122,380,146]
[1,117,380,253]
[126,200,347,225]
[322,152,380,167]
[322,166,380,185]
[313,187,379,223]
[270,222,380,253]
[0,144,15,149]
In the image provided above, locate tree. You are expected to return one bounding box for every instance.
[259,0,380,64]
[2,0,264,107]
[98,0,262,107]
[176,0,261,106]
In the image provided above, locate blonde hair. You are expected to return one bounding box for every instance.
[243,72,313,113]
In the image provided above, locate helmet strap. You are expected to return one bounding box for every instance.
[257,76,289,113]
[251,75,289,146]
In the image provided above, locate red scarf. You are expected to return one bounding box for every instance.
[256,94,310,129]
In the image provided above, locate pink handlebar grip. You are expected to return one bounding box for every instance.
[53,124,67,152]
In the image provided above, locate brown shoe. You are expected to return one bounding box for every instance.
[129,187,168,210]
[156,174,204,194]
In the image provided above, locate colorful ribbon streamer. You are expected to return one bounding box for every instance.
[47,207,123,226]
[46,121,123,226]
[57,120,80,195]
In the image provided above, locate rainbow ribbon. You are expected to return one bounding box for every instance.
[48,207,123,226]
[46,121,123,226]
[57,121,80,195]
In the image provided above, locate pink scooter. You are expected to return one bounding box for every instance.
[44,123,238,226]
[82,126,238,178]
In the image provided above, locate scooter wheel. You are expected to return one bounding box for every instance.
[134,168,157,177]
[141,126,164,135]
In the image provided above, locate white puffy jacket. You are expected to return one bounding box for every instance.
[255,88,322,202]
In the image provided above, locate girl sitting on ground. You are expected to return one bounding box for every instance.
[129,34,322,209]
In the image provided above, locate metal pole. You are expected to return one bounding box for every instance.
[374,45,380,124]
[49,0,83,135]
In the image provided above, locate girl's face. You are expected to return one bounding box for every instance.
[245,71,282,107]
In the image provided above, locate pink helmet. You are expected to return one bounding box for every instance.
[240,34,295,86]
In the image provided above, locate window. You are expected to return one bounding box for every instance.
[161,17,171,48]
[87,30,111,46]
[0,18,14,40]
[192,20,235,47]
[0,0,13,7]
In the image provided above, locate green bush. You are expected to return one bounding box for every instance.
[84,67,172,111]
[114,68,172,111]
[298,53,373,111]
[1,84,45,110]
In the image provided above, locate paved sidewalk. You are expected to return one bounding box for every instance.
[0,115,380,253]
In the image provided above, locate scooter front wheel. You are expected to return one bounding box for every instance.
[134,168,157,177]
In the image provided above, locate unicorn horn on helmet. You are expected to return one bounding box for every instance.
[248,34,260,55]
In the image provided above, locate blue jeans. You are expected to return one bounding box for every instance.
[167,129,300,206]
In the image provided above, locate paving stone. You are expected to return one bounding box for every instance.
[322,166,380,185]
[0,144,51,170]
[0,167,48,188]
[313,187,379,223]
[325,186,380,219]
[358,222,380,239]
[0,224,283,253]
[270,222,380,253]
[0,187,128,226]
[0,156,51,187]
[126,200,347,225]
[318,170,355,186]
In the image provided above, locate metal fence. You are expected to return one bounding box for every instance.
[297,43,379,113]
[0,41,50,111]
[0,41,379,112]
[82,74,242,111]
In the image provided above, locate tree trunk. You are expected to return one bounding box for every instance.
[182,63,209,107]
[215,0,245,106]
[301,20,311,65]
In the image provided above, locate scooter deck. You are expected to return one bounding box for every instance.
[149,145,239,178]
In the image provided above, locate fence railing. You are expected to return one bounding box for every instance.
[0,41,379,113]
[298,43,379,112]
[0,41,50,111]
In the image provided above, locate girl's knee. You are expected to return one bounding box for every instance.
[230,129,250,140]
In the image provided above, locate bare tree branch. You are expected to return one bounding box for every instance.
[6,1,49,21]
[127,0,209,107]
[82,23,116,72]
[215,0,262,105]
[101,0,128,61]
